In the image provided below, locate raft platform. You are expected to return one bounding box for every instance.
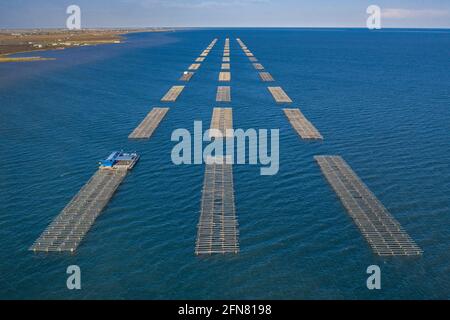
[222,57,230,62]
[210,108,233,138]
[315,156,423,256]
[161,85,185,102]
[219,71,231,82]
[221,63,230,70]
[179,71,194,81]
[268,86,292,103]
[189,63,201,70]
[30,152,139,253]
[259,72,274,82]
[216,86,231,102]
[128,107,169,139]
[253,63,264,70]
[283,108,322,140]
[195,156,239,255]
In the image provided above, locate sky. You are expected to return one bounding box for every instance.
[0,0,449,28]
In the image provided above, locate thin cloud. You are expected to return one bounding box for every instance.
[382,8,449,19]
[130,0,270,9]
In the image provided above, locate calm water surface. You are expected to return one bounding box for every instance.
[1,28,450,299]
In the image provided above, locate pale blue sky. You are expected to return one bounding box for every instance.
[0,0,449,28]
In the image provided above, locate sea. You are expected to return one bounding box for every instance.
[1,28,450,299]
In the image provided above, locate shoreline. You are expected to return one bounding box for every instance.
[0,28,174,63]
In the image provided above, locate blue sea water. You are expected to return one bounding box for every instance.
[1,28,450,299]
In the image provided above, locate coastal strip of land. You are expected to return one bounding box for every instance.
[0,28,173,63]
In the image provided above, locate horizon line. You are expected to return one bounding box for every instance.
[1,26,450,30]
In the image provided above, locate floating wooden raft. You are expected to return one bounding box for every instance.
[189,63,201,70]
[223,53,230,57]
[206,39,218,49]
[128,107,169,139]
[253,63,264,70]
[210,108,233,138]
[208,39,218,47]
[259,72,274,82]
[283,108,322,140]
[221,63,230,70]
[216,86,231,102]
[268,86,292,103]
[249,57,258,62]
[30,169,128,252]
[161,85,185,102]
[195,155,239,255]
[179,71,194,81]
[315,156,423,256]
[222,57,230,62]
[219,72,231,82]
[196,57,205,62]
[200,51,209,57]
[246,53,254,57]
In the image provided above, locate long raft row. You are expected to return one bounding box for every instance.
[161,85,185,102]
[237,39,294,104]
[196,156,238,255]
[283,108,323,140]
[268,86,293,103]
[237,39,322,140]
[195,41,238,255]
[184,38,217,81]
[30,169,128,252]
[315,156,423,256]
[223,39,230,57]
[129,107,169,139]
